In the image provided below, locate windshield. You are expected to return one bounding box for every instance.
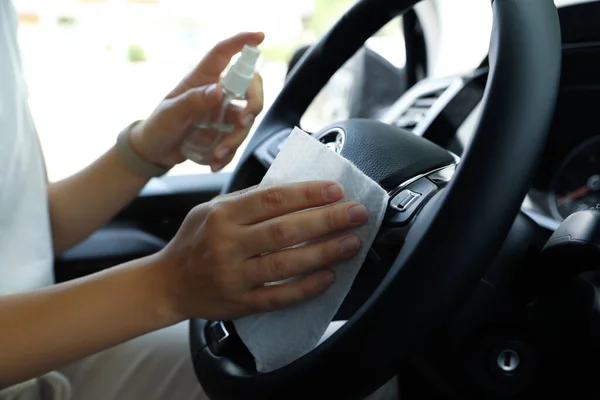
[13,0,584,181]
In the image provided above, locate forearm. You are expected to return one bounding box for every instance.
[48,145,149,254]
[0,254,178,388]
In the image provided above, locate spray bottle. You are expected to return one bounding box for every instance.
[181,45,261,165]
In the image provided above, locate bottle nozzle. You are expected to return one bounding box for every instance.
[241,45,261,67]
[221,45,261,98]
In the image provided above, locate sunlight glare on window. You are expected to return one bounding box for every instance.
[14,0,357,181]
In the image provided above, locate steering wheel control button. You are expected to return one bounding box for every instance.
[388,178,437,225]
[497,349,520,372]
[205,320,232,356]
[209,321,230,343]
[205,320,234,357]
[390,190,420,211]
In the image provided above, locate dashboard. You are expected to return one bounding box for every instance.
[445,42,600,230]
[528,61,600,223]
[382,1,600,231]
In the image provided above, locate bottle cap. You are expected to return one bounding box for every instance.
[221,45,261,98]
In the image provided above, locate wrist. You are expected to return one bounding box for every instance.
[135,253,186,328]
[129,121,146,157]
[115,121,172,178]
[129,121,169,168]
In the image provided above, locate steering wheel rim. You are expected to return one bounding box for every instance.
[190,1,562,399]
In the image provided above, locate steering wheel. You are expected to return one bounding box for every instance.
[190,0,562,399]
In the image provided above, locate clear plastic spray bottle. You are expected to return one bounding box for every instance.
[181,45,261,165]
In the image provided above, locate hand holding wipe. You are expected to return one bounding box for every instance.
[233,127,389,372]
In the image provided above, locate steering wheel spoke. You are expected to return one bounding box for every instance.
[253,128,294,169]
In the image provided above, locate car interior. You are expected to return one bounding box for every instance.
[53,0,600,398]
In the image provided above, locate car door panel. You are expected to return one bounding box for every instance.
[54,173,229,282]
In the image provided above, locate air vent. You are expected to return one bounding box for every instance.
[394,88,446,130]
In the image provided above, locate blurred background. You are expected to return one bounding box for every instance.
[13,0,494,181]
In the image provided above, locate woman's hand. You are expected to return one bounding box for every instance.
[156,181,369,321]
[129,32,265,172]
[0,181,367,387]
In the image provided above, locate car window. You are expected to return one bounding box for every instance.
[426,0,492,78]
[13,0,365,181]
[14,0,513,181]
[300,17,405,132]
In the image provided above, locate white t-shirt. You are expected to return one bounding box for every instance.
[0,0,54,294]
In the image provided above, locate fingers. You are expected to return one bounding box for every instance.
[219,184,259,201]
[243,201,368,256]
[194,32,265,84]
[244,234,361,288]
[171,84,224,122]
[229,181,346,225]
[167,32,264,99]
[211,151,235,173]
[207,104,249,170]
[245,73,264,116]
[210,126,245,172]
[210,73,264,171]
[241,269,336,314]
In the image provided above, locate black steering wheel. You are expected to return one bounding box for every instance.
[190,0,562,399]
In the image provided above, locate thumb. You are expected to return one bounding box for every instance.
[172,83,224,120]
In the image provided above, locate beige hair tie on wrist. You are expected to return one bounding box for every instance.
[116,121,171,178]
